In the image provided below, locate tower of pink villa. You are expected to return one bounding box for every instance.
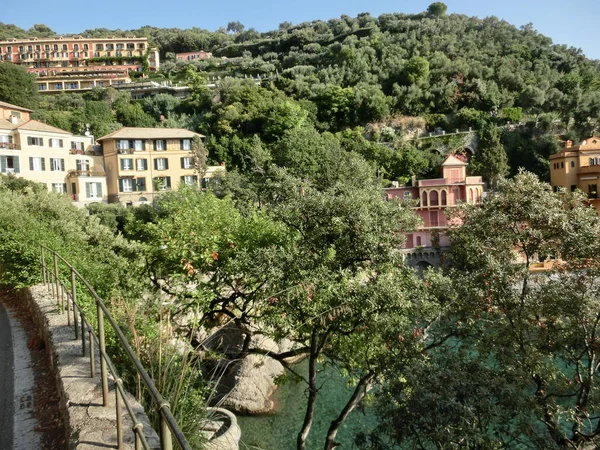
[386,154,483,264]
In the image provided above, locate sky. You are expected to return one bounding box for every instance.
[3,0,599,60]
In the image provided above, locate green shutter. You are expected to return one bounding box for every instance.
[41,158,45,171]
[165,159,169,170]
[27,137,32,145]
[85,183,91,198]
[14,157,19,174]
[0,157,6,173]
[59,139,63,148]
[181,157,184,169]
[120,159,125,170]
[132,179,137,192]
[137,178,146,191]
[154,159,158,170]
[63,183,67,193]
[118,179,124,192]
[165,176,171,188]
[29,157,33,170]
[61,159,65,171]
[97,183,102,197]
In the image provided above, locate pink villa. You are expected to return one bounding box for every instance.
[385,154,484,266]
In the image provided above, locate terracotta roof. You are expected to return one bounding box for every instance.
[442,154,468,166]
[0,118,71,134]
[97,127,205,141]
[0,100,33,112]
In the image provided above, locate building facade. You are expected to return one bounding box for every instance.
[0,100,106,206]
[550,137,600,213]
[385,154,484,268]
[97,127,225,205]
[0,36,159,94]
[176,51,213,61]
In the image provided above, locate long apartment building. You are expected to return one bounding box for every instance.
[98,128,225,206]
[0,100,105,206]
[0,100,225,207]
[0,36,159,93]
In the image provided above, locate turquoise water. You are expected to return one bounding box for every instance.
[237,361,377,450]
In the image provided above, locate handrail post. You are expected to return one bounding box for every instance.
[89,327,95,377]
[97,301,109,407]
[53,253,59,307]
[40,246,46,285]
[71,269,79,340]
[160,412,173,450]
[115,382,123,449]
[81,313,86,357]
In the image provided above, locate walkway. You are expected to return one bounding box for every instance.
[0,301,42,450]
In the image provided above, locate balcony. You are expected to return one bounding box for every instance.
[0,142,20,150]
[117,148,134,154]
[67,170,106,178]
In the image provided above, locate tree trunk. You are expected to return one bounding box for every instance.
[324,372,374,450]
[297,329,319,450]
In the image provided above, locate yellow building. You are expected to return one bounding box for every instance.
[0,36,160,93]
[549,137,600,213]
[0,100,107,206]
[97,127,225,205]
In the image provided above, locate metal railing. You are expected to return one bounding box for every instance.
[40,245,191,450]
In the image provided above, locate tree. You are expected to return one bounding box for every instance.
[0,62,39,109]
[226,21,245,34]
[366,172,600,449]
[427,2,448,17]
[470,124,509,185]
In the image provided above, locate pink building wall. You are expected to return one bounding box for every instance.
[386,154,483,249]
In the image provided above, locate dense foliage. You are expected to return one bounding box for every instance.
[3,3,600,182]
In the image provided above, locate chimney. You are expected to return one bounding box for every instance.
[566,140,573,148]
[411,175,417,187]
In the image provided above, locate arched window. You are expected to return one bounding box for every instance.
[441,190,447,205]
[421,191,428,206]
[430,190,439,206]
[469,188,474,203]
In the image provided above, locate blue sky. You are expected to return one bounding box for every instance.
[4,0,599,59]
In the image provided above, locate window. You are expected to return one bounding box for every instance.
[181,139,191,150]
[571,161,575,168]
[416,236,422,247]
[73,44,79,51]
[560,162,564,168]
[86,182,102,199]
[106,44,114,50]
[181,175,198,186]
[154,140,166,151]
[120,158,133,170]
[571,185,577,192]
[430,211,439,227]
[154,176,171,190]
[11,111,21,119]
[0,155,19,174]
[119,178,135,192]
[66,82,78,90]
[27,136,44,146]
[117,140,131,150]
[83,44,89,50]
[133,139,145,151]
[29,157,45,171]
[62,44,67,51]
[136,177,146,191]
[52,183,67,194]
[421,191,428,207]
[49,138,64,148]
[71,141,84,151]
[127,43,135,49]
[96,44,103,50]
[155,158,169,170]
[76,159,89,171]
[181,157,194,169]
[0,135,13,147]
[50,158,65,171]
[53,83,63,90]
[136,159,147,171]
[589,184,598,199]
[430,191,439,206]
[38,84,47,91]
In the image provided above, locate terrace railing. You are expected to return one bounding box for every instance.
[40,245,191,450]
